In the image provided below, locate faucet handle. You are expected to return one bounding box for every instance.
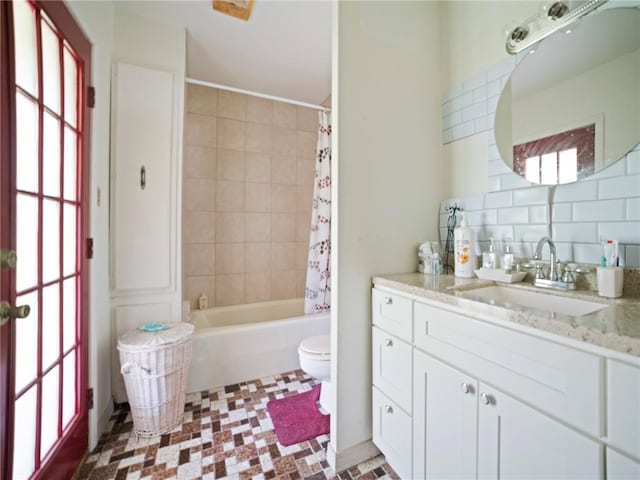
[562,263,591,283]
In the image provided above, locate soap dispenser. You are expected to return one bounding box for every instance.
[502,238,515,272]
[454,211,476,278]
[482,238,498,269]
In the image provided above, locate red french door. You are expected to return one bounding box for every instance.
[0,1,91,479]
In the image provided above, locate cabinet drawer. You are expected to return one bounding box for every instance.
[372,327,412,413]
[372,288,412,342]
[414,301,603,437]
[372,387,412,480]
[607,360,640,459]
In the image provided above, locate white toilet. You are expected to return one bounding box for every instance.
[298,334,331,414]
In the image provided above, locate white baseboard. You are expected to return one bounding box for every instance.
[326,440,381,474]
[90,401,114,449]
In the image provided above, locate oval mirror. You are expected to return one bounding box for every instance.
[495,7,640,185]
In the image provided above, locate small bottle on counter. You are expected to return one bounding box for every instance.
[431,252,443,276]
[198,292,209,310]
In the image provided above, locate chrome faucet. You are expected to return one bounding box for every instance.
[533,236,559,281]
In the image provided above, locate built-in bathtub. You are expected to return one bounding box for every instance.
[185,298,330,393]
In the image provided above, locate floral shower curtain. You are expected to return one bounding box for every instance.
[304,111,332,314]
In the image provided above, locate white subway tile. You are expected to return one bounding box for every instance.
[512,242,533,259]
[553,180,598,202]
[452,121,475,140]
[473,85,488,103]
[572,243,602,265]
[462,102,487,122]
[485,191,512,209]
[529,205,549,224]
[553,222,598,243]
[461,195,485,211]
[598,175,640,200]
[442,100,453,117]
[450,95,463,113]
[442,128,453,144]
[484,225,514,242]
[443,84,462,102]
[487,143,501,161]
[463,71,488,93]
[627,198,640,221]
[598,222,640,244]
[488,176,501,192]
[487,95,500,115]
[444,111,462,129]
[474,116,489,133]
[514,225,550,242]
[628,150,640,174]
[500,173,531,190]
[488,56,516,82]
[572,199,625,222]
[498,207,529,225]
[513,186,550,206]
[625,244,640,267]
[487,79,501,98]
[589,158,627,180]
[551,203,572,223]
[468,209,497,226]
[461,91,474,108]
[554,242,574,263]
[487,159,510,176]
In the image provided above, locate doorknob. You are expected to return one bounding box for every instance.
[0,301,31,326]
[0,249,16,269]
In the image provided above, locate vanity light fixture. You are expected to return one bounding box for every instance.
[506,0,608,54]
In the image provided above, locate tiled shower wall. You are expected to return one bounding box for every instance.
[439,2,640,267]
[182,84,318,308]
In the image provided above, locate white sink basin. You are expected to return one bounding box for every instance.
[464,286,608,316]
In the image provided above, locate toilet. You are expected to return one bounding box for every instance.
[298,334,331,414]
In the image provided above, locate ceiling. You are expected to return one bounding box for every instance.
[115,0,332,105]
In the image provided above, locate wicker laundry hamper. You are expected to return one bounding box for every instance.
[117,322,195,437]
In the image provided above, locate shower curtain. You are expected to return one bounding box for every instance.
[304,111,332,314]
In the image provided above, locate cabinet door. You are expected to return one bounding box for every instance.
[372,387,412,480]
[413,350,477,480]
[478,384,603,479]
[372,326,412,413]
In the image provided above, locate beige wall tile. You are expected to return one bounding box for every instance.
[296,242,308,271]
[216,243,245,274]
[273,102,296,129]
[245,152,271,183]
[272,156,297,185]
[295,269,307,298]
[245,213,271,243]
[296,185,314,213]
[216,212,245,243]
[186,85,218,116]
[296,157,315,186]
[272,127,296,156]
[296,131,317,159]
[271,270,296,300]
[272,213,295,242]
[296,106,317,132]
[184,243,215,276]
[246,122,272,153]
[247,96,273,125]
[185,275,215,310]
[218,90,247,121]
[245,272,271,304]
[271,184,297,213]
[245,243,271,273]
[296,212,311,243]
[216,274,245,306]
[217,118,246,151]
[185,145,216,179]
[216,181,245,212]
[186,113,217,147]
[272,242,296,271]
[184,179,215,212]
[245,183,271,213]
[217,148,245,181]
[184,211,215,243]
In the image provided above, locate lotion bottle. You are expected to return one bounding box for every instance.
[454,212,476,278]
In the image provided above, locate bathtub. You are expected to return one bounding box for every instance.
[185,298,330,393]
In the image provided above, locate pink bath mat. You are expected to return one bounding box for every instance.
[266,385,330,446]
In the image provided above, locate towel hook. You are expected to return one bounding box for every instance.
[140,166,146,190]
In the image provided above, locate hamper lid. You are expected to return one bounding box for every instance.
[117,322,194,352]
[299,334,330,356]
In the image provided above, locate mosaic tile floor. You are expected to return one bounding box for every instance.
[78,370,399,480]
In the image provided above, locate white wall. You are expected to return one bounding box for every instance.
[66,0,115,449]
[330,1,447,470]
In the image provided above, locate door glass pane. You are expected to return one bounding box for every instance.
[16,194,38,292]
[43,199,60,283]
[13,0,38,96]
[41,365,60,459]
[16,93,39,193]
[43,111,61,197]
[41,19,61,114]
[15,291,38,394]
[63,127,77,201]
[63,47,77,128]
[63,204,77,276]
[42,283,60,369]
[62,350,76,429]
[62,277,76,352]
[13,386,37,479]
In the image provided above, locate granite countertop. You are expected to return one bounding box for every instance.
[372,273,640,358]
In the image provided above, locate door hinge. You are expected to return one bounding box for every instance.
[87,388,94,410]
[86,237,94,259]
[87,86,95,108]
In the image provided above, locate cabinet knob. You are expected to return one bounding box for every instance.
[383,297,393,305]
[384,404,393,414]
[480,393,493,405]
[461,382,471,394]
[384,338,393,347]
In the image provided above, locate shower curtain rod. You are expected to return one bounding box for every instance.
[186,77,331,112]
